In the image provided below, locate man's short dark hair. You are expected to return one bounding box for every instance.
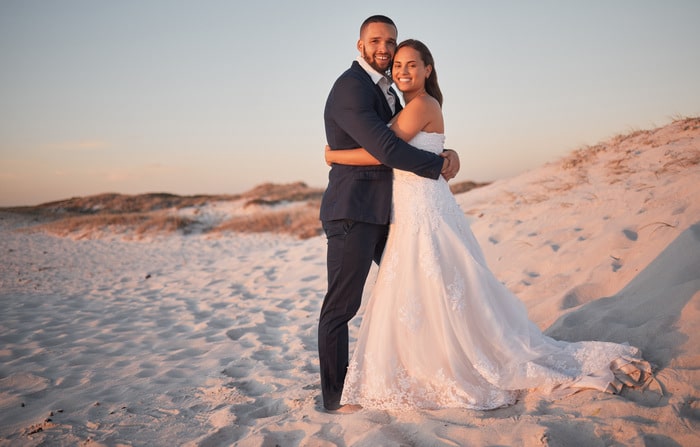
[360,15,396,35]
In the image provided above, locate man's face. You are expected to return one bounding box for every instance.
[357,22,397,74]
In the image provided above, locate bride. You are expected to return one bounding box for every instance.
[324,39,652,410]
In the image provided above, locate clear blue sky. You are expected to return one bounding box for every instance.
[1,0,699,206]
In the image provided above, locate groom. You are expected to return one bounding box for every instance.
[318,14,460,413]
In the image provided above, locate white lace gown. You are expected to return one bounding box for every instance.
[341,132,650,410]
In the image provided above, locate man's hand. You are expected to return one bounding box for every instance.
[440,149,460,180]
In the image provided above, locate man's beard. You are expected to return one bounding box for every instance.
[362,48,390,75]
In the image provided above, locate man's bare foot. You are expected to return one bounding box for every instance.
[326,404,362,414]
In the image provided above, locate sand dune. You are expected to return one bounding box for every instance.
[1,118,699,446]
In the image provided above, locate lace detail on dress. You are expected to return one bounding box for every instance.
[398,292,423,332]
[419,236,441,281]
[447,266,466,312]
[344,355,518,410]
[391,133,458,238]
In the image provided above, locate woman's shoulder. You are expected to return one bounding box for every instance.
[403,94,442,121]
[401,93,443,133]
[404,93,440,112]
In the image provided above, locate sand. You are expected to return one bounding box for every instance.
[1,118,699,446]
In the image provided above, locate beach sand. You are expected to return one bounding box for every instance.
[1,118,699,446]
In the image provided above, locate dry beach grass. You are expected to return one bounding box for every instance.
[5,180,487,241]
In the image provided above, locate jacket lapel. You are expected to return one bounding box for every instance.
[351,61,398,120]
[389,86,403,114]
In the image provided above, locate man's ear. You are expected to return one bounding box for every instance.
[357,40,363,53]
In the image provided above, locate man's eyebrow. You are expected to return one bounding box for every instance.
[369,37,396,43]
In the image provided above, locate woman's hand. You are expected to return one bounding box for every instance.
[324,145,382,166]
[325,145,332,166]
[440,149,460,180]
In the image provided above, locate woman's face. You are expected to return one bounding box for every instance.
[392,46,431,93]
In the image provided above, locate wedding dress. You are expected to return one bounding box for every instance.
[341,131,651,410]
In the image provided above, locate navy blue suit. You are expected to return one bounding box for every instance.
[318,61,444,410]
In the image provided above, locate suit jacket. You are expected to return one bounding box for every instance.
[320,61,443,225]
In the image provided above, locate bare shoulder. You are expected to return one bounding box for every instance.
[393,93,444,138]
[405,94,443,132]
[405,94,441,118]
[405,93,439,109]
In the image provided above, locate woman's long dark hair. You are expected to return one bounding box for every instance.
[396,39,443,107]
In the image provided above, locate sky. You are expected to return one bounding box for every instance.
[1,0,699,206]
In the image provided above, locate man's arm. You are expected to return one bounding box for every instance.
[326,74,444,180]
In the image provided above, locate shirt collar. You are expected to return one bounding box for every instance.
[356,55,391,87]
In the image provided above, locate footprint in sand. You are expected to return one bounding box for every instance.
[560,283,606,310]
[233,397,289,422]
[573,228,588,241]
[222,358,257,379]
[623,228,638,241]
[226,326,254,341]
[262,309,286,328]
[301,275,320,282]
[520,271,540,287]
[273,249,288,259]
[301,361,318,374]
[229,379,275,397]
[672,204,687,215]
[611,255,623,272]
[677,397,700,423]
[228,283,256,301]
[275,298,295,311]
[264,267,277,281]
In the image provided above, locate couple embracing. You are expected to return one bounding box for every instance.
[318,15,651,414]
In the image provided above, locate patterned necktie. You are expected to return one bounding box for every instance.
[386,86,396,115]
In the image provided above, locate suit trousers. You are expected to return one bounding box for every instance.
[318,219,388,410]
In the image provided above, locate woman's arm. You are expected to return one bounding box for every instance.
[324,98,435,167]
[325,145,381,166]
